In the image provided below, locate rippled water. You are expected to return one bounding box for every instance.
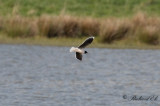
[0,44,160,106]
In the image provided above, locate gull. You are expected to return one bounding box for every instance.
[70,37,94,61]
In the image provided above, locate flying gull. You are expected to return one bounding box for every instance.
[70,37,94,61]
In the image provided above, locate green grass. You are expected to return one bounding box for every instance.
[0,0,160,17]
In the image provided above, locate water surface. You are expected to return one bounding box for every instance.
[0,44,160,106]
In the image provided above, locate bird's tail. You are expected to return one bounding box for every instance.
[70,47,76,52]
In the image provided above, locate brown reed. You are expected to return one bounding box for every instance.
[0,12,159,45]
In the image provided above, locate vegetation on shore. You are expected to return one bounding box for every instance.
[0,0,160,49]
[0,13,160,48]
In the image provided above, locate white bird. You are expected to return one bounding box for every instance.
[70,37,94,61]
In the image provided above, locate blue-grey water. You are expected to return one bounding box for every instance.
[0,44,160,106]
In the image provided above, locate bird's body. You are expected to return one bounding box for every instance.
[70,47,84,54]
[70,37,94,61]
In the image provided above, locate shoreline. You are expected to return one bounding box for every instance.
[0,36,160,50]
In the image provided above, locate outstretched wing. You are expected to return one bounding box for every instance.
[78,37,94,48]
[75,52,82,61]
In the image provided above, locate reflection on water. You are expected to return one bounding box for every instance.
[0,44,160,106]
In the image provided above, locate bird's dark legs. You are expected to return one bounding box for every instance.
[84,51,88,54]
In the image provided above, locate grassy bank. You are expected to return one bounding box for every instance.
[1,0,160,17]
[0,13,160,48]
[0,0,160,49]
